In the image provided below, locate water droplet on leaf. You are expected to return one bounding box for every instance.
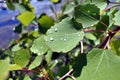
[55,28,58,32]
[78,34,81,37]
[50,37,54,41]
[64,38,67,41]
[38,53,41,55]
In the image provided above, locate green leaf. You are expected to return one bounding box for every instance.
[12,44,21,52]
[63,3,75,14]
[95,15,109,37]
[24,75,31,80]
[30,36,49,55]
[14,49,30,67]
[15,4,27,13]
[84,0,107,11]
[110,31,120,55]
[17,12,35,26]
[74,4,100,28]
[110,39,120,55]
[38,15,54,29]
[45,49,53,64]
[0,59,10,80]
[85,33,97,40]
[29,55,43,70]
[10,64,22,71]
[50,0,60,4]
[76,48,120,80]
[44,18,84,52]
[113,11,120,26]
[6,2,15,10]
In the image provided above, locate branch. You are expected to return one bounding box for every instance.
[98,26,120,49]
[59,69,75,80]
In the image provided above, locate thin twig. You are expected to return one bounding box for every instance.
[59,69,75,80]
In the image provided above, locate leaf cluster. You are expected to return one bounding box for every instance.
[1,0,120,80]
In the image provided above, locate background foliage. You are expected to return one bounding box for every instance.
[1,0,120,80]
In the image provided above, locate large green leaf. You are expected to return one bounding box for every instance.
[44,18,84,52]
[0,59,9,80]
[30,36,49,55]
[84,0,107,11]
[17,12,35,26]
[76,48,120,80]
[14,49,30,67]
[74,4,100,28]
[113,11,120,26]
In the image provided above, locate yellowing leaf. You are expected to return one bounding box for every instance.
[17,12,35,26]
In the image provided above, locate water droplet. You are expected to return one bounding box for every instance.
[38,53,41,55]
[55,28,58,32]
[64,38,67,41]
[45,39,48,42]
[91,24,94,26]
[50,37,54,41]
[78,34,81,37]
[35,50,38,53]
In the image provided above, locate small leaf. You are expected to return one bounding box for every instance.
[76,48,120,80]
[110,39,120,55]
[14,49,30,67]
[38,15,54,29]
[63,3,75,14]
[6,2,15,10]
[30,36,49,55]
[0,59,10,80]
[50,0,61,4]
[113,11,120,26]
[29,55,43,70]
[74,4,100,28]
[110,31,120,55]
[10,64,22,71]
[12,44,21,52]
[17,12,35,26]
[44,18,84,52]
[24,75,31,80]
[45,49,53,64]
[85,33,97,40]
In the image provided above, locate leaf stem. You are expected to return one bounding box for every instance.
[59,69,75,80]
[80,40,83,53]
[98,26,120,49]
